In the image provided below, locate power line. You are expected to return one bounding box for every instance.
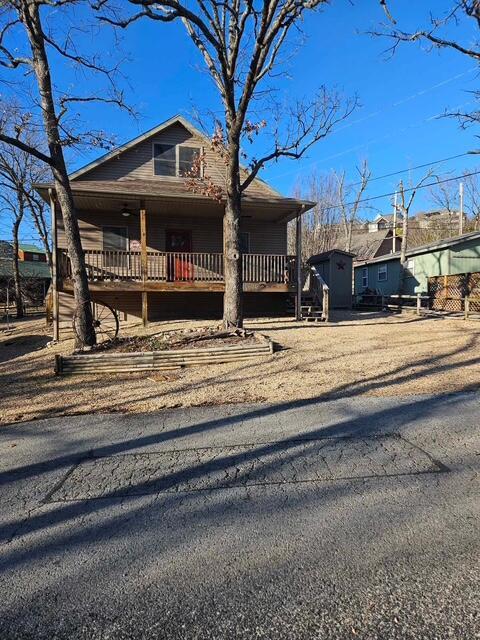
[317,168,480,214]
[347,151,476,188]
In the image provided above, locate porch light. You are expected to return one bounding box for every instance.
[121,204,132,217]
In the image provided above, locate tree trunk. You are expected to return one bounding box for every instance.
[223,190,243,328]
[22,2,95,347]
[12,208,24,319]
[223,133,243,329]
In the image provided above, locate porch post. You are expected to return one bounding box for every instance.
[140,199,148,327]
[49,189,59,341]
[295,207,303,321]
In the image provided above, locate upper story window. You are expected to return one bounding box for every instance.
[153,143,201,177]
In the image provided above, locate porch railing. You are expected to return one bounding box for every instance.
[58,249,296,285]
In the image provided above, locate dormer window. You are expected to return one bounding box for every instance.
[153,143,201,177]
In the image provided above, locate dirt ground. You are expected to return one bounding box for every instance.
[1,310,480,425]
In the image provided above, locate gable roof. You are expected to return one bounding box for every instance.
[333,229,398,261]
[69,115,206,181]
[68,114,281,197]
[308,249,355,264]
[354,230,480,266]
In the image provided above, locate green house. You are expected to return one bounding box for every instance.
[353,231,480,296]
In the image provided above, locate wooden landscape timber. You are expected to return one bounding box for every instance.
[54,334,274,375]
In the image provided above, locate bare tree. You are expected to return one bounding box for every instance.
[0,1,131,347]
[336,160,371,252]
[288,171,341,259]
[374,2,480,128]
[397,172,433,291]
[462,172,480,229]
[99,0,356,328]
[0,147,26,317]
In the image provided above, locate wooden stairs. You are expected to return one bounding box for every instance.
[287,294,328,322]
[300,294,327,322]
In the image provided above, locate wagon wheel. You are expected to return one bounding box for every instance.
[73,301,119,345]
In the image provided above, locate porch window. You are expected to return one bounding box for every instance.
[102,227,128,268]
[153,143,201,177]
[239,231,250,254]
[361,267,368,288]
[378,264,388,282]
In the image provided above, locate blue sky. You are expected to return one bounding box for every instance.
[3,1,480,241]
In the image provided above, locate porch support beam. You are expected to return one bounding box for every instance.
[140,199,148,327]
[142,291,148,328]
[295,207,304,321]
[49,189,59,341]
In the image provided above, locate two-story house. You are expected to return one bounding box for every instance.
[34,115,314,336]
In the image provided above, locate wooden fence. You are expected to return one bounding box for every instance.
[428,272,480,313]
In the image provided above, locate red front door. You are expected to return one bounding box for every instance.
[166,230,193,280]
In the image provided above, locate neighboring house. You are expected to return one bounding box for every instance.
[0,244,51,305]
[347,228,401,262]
[367,213,399,233]
[353,231,480,298]
[18,244,48,263]
[34,115,314,331]
[413,209,462,231]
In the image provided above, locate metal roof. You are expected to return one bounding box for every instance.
[354,230,480,267]
[0,258,51,279]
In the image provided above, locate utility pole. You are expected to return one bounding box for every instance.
[392,191,397,253]
[459,182,464,235]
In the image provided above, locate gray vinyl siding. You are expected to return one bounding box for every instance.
[73,122,277,199]
[56,210,287,255]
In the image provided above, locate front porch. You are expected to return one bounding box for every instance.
[58,249,297,293]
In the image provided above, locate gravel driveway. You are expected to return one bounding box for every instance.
[0,393,478,639]
[1,311,480,424]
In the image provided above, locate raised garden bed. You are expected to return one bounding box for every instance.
[55,327,274,375]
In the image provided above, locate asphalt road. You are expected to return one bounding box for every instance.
[0,393,479,639]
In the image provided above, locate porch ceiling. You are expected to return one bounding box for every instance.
[34,180,315,222]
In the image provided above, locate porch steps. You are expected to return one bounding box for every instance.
[301,305,325,322]
[287,295,327,322]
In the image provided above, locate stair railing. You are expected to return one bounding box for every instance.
[309,265,330,322]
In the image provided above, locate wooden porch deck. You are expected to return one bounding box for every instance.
[58,249,297,293]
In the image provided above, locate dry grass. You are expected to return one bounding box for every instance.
[1,311,480,425]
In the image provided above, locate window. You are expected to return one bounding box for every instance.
[179,146,200,176]
[361,267,368,288]
[405,258,415,277]
[378,264,388,282]
[103,227,128,267]
[239,232,250,254]
[153,143,176,176]
[153,143,201,177]
[32,253,40,261]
